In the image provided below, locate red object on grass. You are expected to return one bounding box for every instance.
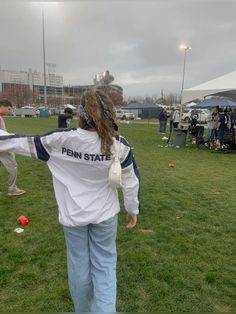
[17,215,29,225]
[168,163,175,168]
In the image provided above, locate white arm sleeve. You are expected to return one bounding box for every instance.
[119,136,140,215]
[0,129,69,161]
[0,129,38,158]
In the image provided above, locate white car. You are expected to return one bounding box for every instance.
[115,109,135,120]
[182,108,211,123]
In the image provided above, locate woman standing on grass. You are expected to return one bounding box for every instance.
[0,89,140,312]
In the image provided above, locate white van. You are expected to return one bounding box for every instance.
[182,109,211,123]
[115,109,135,120]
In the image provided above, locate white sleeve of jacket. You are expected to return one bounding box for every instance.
[0,129,39,158]
[119,136,140,215]
[0,129,68,161]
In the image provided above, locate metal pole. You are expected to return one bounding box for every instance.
[181,48,187,99]
[42,6,47,106]
[179,48,187,124]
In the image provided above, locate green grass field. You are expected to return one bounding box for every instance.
[0,117,235,312]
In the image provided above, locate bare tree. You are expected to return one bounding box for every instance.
[0,84,35,107]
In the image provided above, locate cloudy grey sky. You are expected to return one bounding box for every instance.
[0,0,236,97]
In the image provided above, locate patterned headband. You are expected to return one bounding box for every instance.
[95,93,112,119]
[79,97,94,128]
[95,92,118,131]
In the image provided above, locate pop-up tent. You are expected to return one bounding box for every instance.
[182,70,236,104]
[193,97,236,109]
[185,101,196,108]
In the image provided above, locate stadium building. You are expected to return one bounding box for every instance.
[0,67,123,107]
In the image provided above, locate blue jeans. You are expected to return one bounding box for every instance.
[208,128,215,143]
[217,128,225,145]
[159,120,167,133]
[63,214,118,312]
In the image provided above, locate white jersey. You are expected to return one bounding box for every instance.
[0,128,140,227]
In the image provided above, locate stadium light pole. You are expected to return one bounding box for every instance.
[179,44,191,122]
[33,2,59,106]
[42,5,47,106]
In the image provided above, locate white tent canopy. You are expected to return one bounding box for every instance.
[185,101,196,108]
[182,70,236,104]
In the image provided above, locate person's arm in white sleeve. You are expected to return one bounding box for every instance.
[119,136,140,227]
[0,129,39,158]
[0,128,72,161]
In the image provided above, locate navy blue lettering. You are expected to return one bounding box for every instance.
[84,153,89,161]
[73,151,82,159]
[90,154,95,161]
[67,149,73,157]
[61,148,111,162]
[62,147,67,154]
[94,155,100,161]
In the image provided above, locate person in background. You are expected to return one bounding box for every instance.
[36,109,40,118]
[214,105,220,114]
[0,89,140,312]
[228,107,234,130]
[206,110,218,146]
[173,109,180,129]
[58,107,73,128]
[169,108,174,130]
[190,109,199,128]
[212,106,220,139]
[158,108,167,134]
[0,99,26,196]
[217,107,228,147]
[233,109,236,126]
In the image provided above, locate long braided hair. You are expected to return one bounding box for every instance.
[78,89,118,154]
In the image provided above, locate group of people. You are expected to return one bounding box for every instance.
[158,108,180,134]
[0,91,140,312]
[158,105,236,149]
[206,106,236,148]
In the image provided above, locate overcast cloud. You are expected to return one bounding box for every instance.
[0,0,236,97]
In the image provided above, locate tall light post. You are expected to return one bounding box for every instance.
[42,5,47,106]
[33,2,59,105]
[179,44,191,121]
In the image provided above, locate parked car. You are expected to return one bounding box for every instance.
[13,106,36,117]
[182,108,211,123]
[115,109,135,120]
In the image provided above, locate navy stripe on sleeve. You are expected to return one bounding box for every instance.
[121,149,133,169]
[133,156,140,181]
[132,156,141,212]
[0,134,31,140]
[34,136,50,161]
[115,135,130,147]
[0,128,76,141]
[116,135,133,168]
[34,128,76,161]
[115,135,141,211]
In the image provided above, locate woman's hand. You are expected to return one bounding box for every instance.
[126,213,137,229]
